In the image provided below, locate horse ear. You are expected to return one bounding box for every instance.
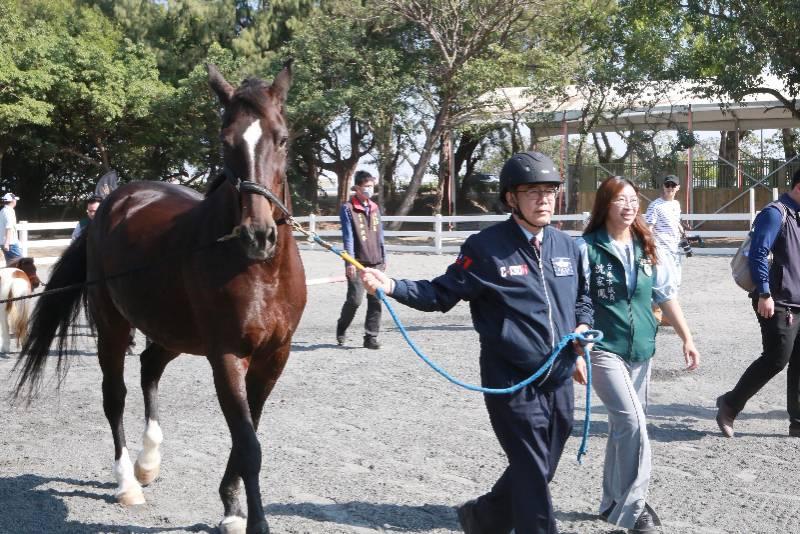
[270,58,293,105]
[207,63,234,106]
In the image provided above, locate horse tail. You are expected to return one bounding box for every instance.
[7,276,32,345]
[12,233,88,402]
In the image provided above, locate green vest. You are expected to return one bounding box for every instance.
[583,230,658,362]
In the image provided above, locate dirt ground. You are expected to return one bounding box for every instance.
[0,250,798,534]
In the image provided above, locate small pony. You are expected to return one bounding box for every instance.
[0,257,40,353]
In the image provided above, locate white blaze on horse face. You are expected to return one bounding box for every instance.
[242,119,263,182]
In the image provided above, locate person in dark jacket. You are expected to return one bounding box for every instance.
[337,170,386,349]
[361,152,593,534]
[71,195,102,241]
[716,167,800,438]
[576,176,699,533]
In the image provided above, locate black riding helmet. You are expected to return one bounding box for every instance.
[499,151,561,207]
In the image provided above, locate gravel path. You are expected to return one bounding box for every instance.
[0,250,798,534]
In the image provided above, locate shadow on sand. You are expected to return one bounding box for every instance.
[0,474,213,533]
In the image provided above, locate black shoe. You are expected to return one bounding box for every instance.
[456,500,486,534]
[716,394,737,438]
[600,502,615,522]
[790,425,800,437]
[363,335,380,350]
[629,503,662,533]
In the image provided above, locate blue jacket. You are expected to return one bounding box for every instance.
[750,193,800,306]
[391,218,593,390]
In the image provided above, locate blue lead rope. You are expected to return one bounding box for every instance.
[298,231,601,462]
[377,286,600,463]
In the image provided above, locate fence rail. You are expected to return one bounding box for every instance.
[16,203,760,266]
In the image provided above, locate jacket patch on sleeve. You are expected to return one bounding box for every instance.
[454,254,473,270]
[551,257,574,276]
[499,263,529,278]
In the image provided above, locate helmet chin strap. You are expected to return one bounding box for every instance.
[511,205,548,230]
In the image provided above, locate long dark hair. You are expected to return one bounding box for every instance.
[584,176,658,264]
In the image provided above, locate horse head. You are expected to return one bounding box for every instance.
[208,61,293,261]
[7,257,40,289]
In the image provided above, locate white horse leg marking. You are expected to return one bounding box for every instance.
[134,419,163,485]
[242,119,262,181]
[219,515,247,534]
[114,446,145,505]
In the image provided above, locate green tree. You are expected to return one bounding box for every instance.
[378,0,616,221]
[278,3,414,207]
[1,0,173,207]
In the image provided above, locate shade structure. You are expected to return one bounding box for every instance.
[476,79,800,135]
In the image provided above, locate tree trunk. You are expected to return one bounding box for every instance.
[782,128,799,160]
[454,128,486,208]
[373,116,399,210]
[292,135,321,212]
[719,130,749,186]
[388,104,448,230]
[593,132,613,163]
[571,134,587,215]
[330,116,371,204]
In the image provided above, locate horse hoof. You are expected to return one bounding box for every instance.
[116,486,146,506]
[134,462,159,485]
[218,515,247,534]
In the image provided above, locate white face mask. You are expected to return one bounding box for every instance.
[361,186,374,198]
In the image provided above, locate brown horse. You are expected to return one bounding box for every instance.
[13,62,306,534]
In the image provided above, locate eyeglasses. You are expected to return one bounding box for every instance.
[611,196,640,207]
[515,187,559,199]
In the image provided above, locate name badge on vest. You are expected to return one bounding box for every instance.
[551,257,574,276]
[639,258,653,277]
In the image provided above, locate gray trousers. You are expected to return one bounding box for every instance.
[591,350,652,529]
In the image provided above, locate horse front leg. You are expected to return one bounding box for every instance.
[135,343,179,485]
[211,352,268,534]
[97,322,144,505]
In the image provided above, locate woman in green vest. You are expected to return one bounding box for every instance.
[575,176,700,533]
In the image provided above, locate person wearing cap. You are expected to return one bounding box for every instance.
[0,193,22,263]
[644,175,685,288]
[336,170,386,350]
[576,176,699,533]
[360,152,593,534]
[71,195,102,242]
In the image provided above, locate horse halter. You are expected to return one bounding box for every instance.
[222,166,291,222]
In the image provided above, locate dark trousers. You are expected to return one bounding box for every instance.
[337,272,382,338]
[473,380,574,534]
[726,302,800,428]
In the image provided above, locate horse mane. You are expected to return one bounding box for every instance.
[205,173,228,198]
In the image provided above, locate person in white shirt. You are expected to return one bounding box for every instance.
[0,193,22,264]
[644,175,685,289]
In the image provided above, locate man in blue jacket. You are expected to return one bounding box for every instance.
[361,152,593,534]
[717,167,800,438]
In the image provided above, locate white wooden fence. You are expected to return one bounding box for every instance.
[14,185,772,266]
[16,212,754,267]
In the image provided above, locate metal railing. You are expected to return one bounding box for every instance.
[572,158,800,191]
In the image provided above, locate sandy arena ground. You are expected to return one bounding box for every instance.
[0,249,798,534]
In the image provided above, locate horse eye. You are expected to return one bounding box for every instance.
[279,136,288,148]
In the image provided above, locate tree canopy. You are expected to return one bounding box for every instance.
[2,0,798,218]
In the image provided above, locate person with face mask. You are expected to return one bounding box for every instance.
[336,170,386,349]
